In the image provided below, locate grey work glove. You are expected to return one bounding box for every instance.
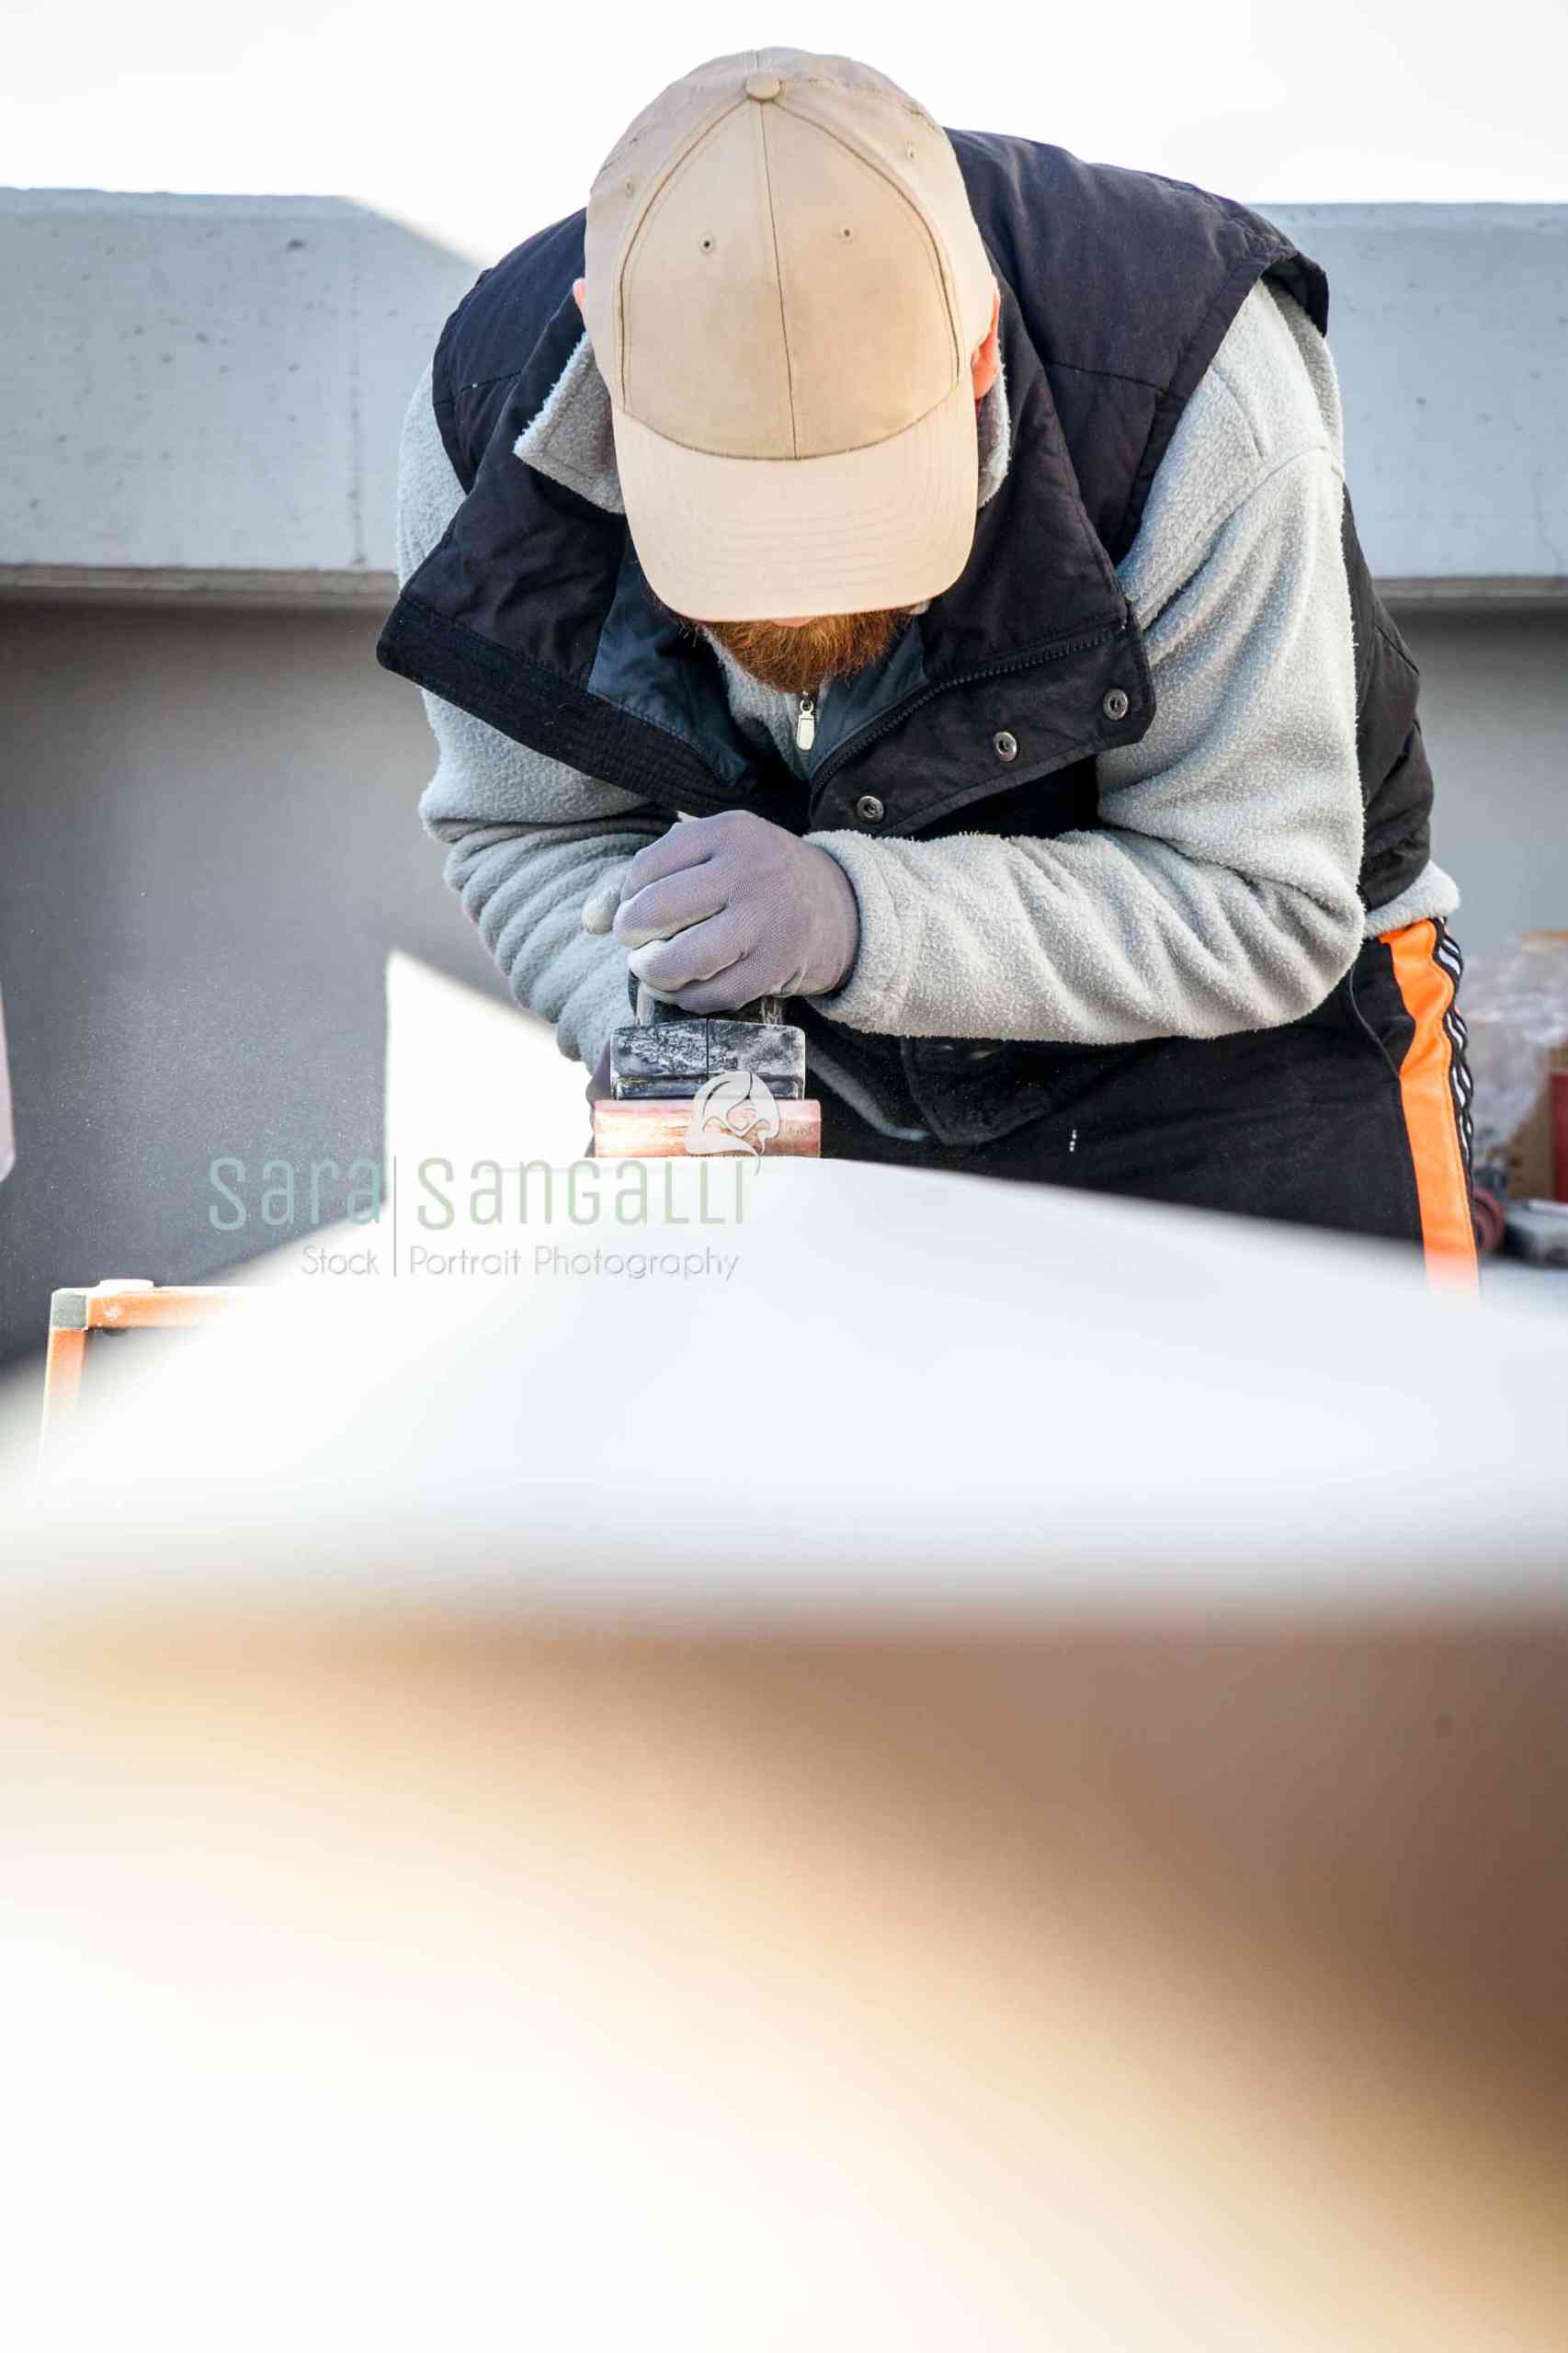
[580,810,859,1014]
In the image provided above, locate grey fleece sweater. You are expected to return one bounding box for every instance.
[397,282,1458,1072]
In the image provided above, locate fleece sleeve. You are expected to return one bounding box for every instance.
[805,313,1366,1045]
[396,362,661,1070]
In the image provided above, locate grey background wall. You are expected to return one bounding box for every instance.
[0,601,515,1356]
[1266,205,1568,587]
[1,191,1564,1363]
[1396,611,1568,946]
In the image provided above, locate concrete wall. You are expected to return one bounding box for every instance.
[0,600,518,1359]
[0,191,473,591]
[1396,608,1568,952]
[1267,206,1568,586]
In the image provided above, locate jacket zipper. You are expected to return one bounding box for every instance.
[794,691,816,753]
[810,619,1128,792]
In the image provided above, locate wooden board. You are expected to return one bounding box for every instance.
[593,1097,822,1159]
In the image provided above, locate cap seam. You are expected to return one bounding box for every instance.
[784,71,936,131]
[774,95,966,378]
[616,91,748,411]
[756,102,800,459]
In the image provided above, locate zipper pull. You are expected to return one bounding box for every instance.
[794,691,816,753]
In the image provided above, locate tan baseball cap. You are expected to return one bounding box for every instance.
[582,49,996,623]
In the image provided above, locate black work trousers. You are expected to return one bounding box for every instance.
[819,921,1477,1280]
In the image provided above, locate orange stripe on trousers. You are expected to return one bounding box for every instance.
[1379,918,1478,1290]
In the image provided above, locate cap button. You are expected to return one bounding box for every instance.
[744,73,782,100]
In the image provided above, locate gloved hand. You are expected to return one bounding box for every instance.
[581,811,859,1013]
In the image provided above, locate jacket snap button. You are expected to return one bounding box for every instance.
[1102,687,1131,722]
[854,793,885,824]
[993,730,1017,762]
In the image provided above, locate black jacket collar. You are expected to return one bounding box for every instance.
[381,254,1153,837]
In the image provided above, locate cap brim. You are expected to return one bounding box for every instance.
[611,372,979,622]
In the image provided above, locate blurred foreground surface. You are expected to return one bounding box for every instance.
[4,1162,1566,2347]
[8,1157,1568,1598]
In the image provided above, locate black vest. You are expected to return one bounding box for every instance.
[379,136,1435,1141]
